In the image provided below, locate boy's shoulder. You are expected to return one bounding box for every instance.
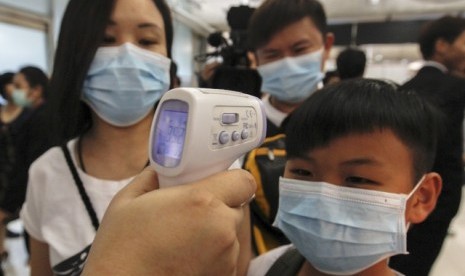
[247,244,295,276]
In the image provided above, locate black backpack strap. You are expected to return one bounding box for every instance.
[61,143,99,231]
[265,247,305,276]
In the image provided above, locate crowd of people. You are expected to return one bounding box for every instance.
[0,0,464,275]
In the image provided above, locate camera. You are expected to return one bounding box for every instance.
[196,5,262,98]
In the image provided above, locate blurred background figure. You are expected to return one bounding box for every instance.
[389,15,465,276]
[322,69,340,86]
[0,66,49,271]
[336,47,367,80]
[0,71,33,275]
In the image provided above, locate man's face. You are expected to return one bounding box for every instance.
[284,129,416,196]
[255,17,329,67]
[441,30,465,72]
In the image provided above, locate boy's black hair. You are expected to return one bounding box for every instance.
[19,66,49,99]
[247,0,327,50]
[286,79,440,182]
[419,15,465,60]
[336,47,366,79]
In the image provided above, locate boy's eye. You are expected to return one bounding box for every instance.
[345,176,377,185]
[139,38,158,46]
[289,168,312,177]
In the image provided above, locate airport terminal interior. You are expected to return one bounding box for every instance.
[1,0,465,275]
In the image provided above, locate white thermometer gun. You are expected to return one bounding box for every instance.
[149,88,267,188]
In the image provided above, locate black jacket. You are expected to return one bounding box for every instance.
[402,65,465,219]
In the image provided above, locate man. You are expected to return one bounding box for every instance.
[244,0,334,254]
[336,47,367,80]
[248,0,334,137]
[389,16,465,276]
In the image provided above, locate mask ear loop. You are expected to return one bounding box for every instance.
[407,175,426,199]
[404,174,426,230]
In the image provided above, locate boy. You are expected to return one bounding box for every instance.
[247,79,442,275]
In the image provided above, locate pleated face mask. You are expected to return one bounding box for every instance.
[257,48,324,103]
[273,176,423,275]
[82,43,171,127]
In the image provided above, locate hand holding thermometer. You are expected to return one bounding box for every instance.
[149,88,267,188]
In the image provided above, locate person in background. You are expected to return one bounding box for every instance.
[19,0,252,275]
[336,47,367,80]
[247,0,334,137]
[0,67,49,265]
[322,69,340,86]
[0,71,31,275]
[243,0,334,255]
[248,79,442,276]
[389,16,465,276]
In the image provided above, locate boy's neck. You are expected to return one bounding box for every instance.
[269,96,302,114]
[299,260,397,276]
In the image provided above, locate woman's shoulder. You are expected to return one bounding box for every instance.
[30,139,77,173]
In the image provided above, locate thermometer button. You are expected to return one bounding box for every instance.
[219,131,230,144]
[232,131,240,141]
[241,129,249,140]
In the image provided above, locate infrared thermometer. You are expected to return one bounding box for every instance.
[149,87,267,188]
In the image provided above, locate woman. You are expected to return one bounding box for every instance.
[0,67,48,263]
[20,0,174,274]
[0,71,30,269]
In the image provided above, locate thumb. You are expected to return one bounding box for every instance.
[111,167,160,205]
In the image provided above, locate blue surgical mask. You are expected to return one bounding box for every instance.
[257,49,324,103]
[82,43,171,127]
[273,176,423,275]
[12,89,32,107]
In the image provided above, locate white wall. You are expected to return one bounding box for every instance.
[0,22,48,74]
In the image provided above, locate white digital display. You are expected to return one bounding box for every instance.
[154,109,188,167]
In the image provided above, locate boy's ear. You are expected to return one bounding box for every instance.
[406,172,442,224]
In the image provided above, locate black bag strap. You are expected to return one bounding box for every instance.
[61,144,99,231]
[265,247,305,276]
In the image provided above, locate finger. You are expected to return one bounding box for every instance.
[112,167,160,204]
[192,169,256,208]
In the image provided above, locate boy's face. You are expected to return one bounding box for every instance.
[284,129,416,196]
[255,17,332,68]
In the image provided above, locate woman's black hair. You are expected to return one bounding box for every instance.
[18,66,49,99]
[285,79,441,182]
[247,0,327,50]
[0,72,14,99]
[48,0,173,145]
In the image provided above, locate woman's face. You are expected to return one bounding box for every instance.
[103,0,167,56]
[3,82,15,100]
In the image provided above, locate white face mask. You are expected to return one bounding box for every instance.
[82,43,171,127]
[257,49,324,103]
[273,176,423,275]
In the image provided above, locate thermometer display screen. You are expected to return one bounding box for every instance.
[153,101,188,167]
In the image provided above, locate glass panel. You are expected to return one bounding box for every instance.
[0,22,47,73]
[0,0,49,15]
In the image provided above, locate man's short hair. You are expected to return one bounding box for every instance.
[419,16,465,59]
[247,0,327,50]
[285,79,440,182]
[336,48,366,79]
